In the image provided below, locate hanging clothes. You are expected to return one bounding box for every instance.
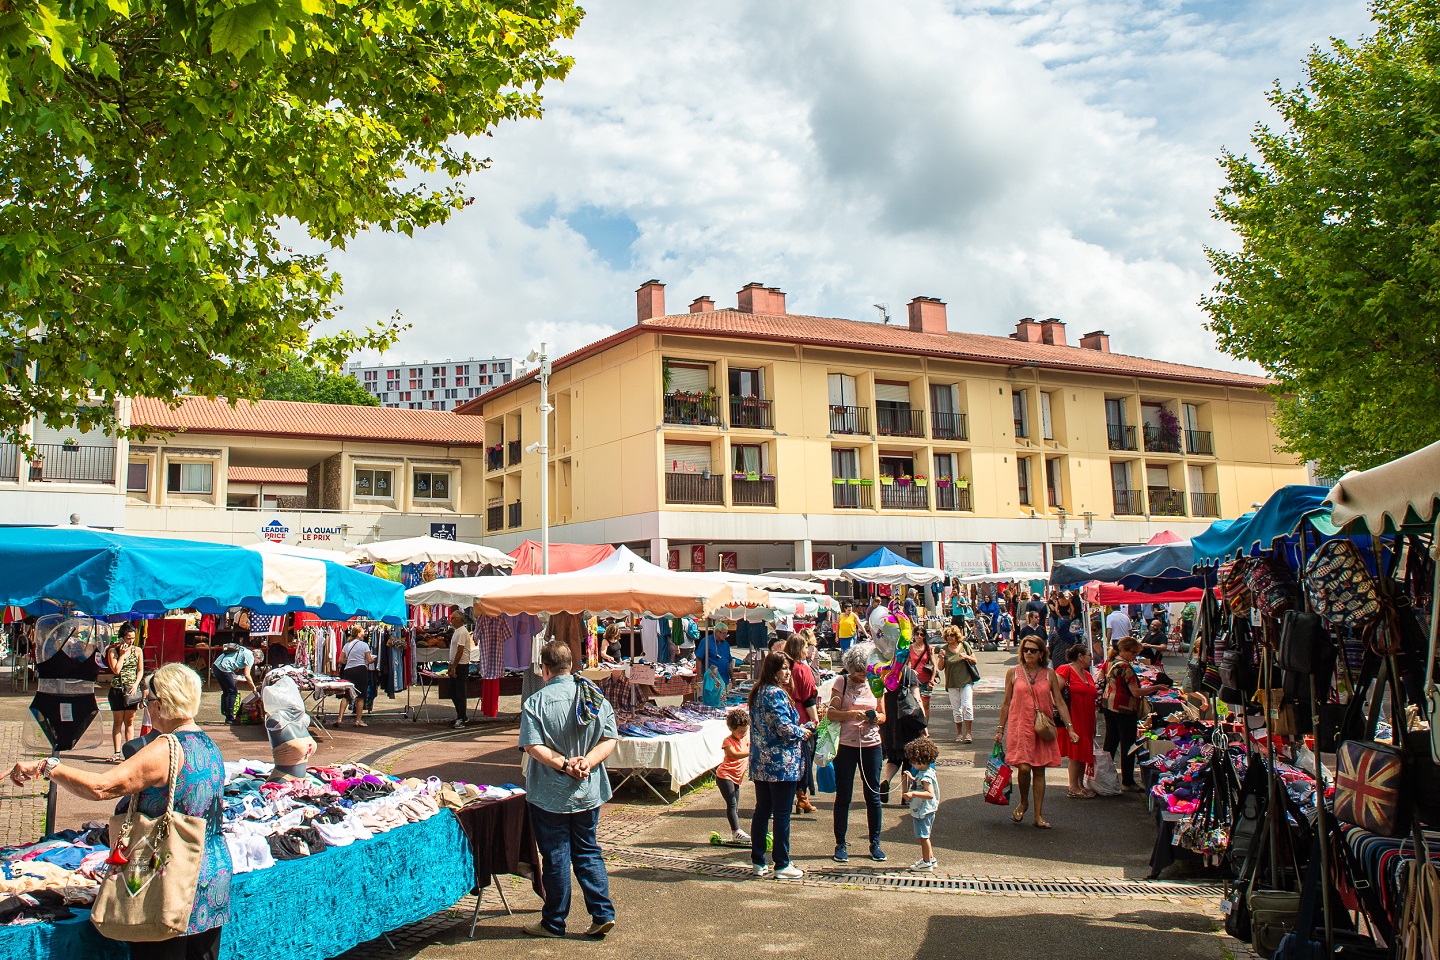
[546,613,587,674]
[473,616,513,680]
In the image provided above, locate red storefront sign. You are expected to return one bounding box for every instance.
[812,551,833,571]
[718,551,738,572]
[667,549,680,571]
[690,545,706,571]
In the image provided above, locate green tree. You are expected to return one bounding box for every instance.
[260,368,379,405]
[1203,0,1440,474]
[0,0,580,446]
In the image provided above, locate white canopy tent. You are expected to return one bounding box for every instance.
[1326,439,1440,533]
[772,566,946,586]
[347,535,515,568]
[960,570,1051,585]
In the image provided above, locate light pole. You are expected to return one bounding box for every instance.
[525,343,552,575]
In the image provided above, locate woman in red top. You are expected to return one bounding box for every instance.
[1056,643,1098,798]
[785,631,820,814]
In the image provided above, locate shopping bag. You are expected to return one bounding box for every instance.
[984,742,1005,786]
[1085,745,1123,797]
[983,763,1013,805]
[814,718,841,769]
[815,762,836,794]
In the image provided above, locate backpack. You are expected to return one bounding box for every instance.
[1217,561,1253,616]
[1304,539,1381,631]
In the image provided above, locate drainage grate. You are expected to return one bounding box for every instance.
[604,846,1223,898]
[934,758,974,768]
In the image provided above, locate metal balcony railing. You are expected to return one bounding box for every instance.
[486,448,505,471]
[935,484,973,512]
[1190,492,1220,517]
[1113,489,1144,516]
[665,473,724,506]
[731,477,777,507]
[663,392,721,427]
[828,405,870,435]
[832,482,872,509]
[507,501,522,528]
[931,412,968,441]
[1148,487,1187,517]
[1143,425,1182,454]
[880,483,929,510]
[486,505,504,531]
[1185,429,1214,456]
[877,407,925,438]
[1107,423,1138,451]
[30,443,116,484]
[0,443,17,482]
[729,396,773,429]
[507,440,522,466]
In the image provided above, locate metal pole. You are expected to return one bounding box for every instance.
[538,342,550,576]
[44,749,57,835]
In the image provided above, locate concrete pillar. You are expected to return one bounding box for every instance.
[793,539,814,572]
[650,537,670,569]
[920,540,942,570]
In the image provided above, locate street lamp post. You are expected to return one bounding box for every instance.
[526,343,552,575]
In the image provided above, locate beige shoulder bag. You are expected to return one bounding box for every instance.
[90,734,206,942]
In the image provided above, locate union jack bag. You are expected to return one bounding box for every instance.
[1334,739,1407,837]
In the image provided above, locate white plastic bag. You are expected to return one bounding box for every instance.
[1085,743,1123,797]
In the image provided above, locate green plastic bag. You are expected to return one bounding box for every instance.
[814,718,841,768]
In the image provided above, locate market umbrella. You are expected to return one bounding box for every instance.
[346,535,515,568]
[473,567,766,619]
[243,541,354,563]
[1326,439,1440,534]
[0,527,406,623]
[404,575,541,607]
[959,571,1051,585]
[1050,541,1201,591]
[507,540,615,575]
[1190,485,1332,567]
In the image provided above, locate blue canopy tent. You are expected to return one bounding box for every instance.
[0,527,406,624]
[1191,485,1332,570]
[1051,541,1203,592]
[844,547,916,569]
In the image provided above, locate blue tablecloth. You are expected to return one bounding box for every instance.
[0,809,474,960]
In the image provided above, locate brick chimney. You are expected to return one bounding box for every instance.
[907,297,948,335]
[636,279,665,323]
[689,296,714,313]
[1079,330,1111,352]
[1012,318,1043,343]
[737,282,786,315]
[1040,318,1066,346]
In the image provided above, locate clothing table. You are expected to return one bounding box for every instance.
[452,794,543,936]
[306,679,358,739]
[0,808,475,960]
[608,718,728,803]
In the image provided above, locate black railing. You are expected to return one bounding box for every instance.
[31,444,116,484]
[828,405,870,435]
[832,482,872,509]
[880,483,929,510]
[486,505,504,531]
[931,411,968,441]
[1143,425,1182,454]
[666,473,724,505]
[1107,423,1138,451]
[507,440,522,465]
[1148,487,1186,516]
[663,392,721,426]
[877,407,925,438]
[1185,429,1214,456]
[1191,492,1220,517]
[935,484,973,512]
[1113,489,1144,516]
[507,501,522,528]
[486,448,504,471]
[0,443,17,482]
[729,396,773,429]
[731,477,776,507]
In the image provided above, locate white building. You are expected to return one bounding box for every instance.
[345,357,515,411]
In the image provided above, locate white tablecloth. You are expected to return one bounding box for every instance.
[609,718,728,787]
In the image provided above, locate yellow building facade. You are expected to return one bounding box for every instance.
[462,282,1307,574]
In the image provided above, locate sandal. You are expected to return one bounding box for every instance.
[1034,818,1052,829]
[1011,806,1027,823]
[355,720,368,728]
[1065,790,1087,799]
[108,753,123,764]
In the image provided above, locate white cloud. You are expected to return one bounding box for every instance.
[324,0,1373,373]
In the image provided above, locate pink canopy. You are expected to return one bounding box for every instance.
[1080,581,1207,605]
[1145,530,1185,545]
[506,541,616,576]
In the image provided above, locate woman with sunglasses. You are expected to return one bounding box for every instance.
[994,636,1078,828]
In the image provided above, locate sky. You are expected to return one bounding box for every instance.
[325,0,1376,373]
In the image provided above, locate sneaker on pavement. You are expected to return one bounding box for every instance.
[869,843,887,862]
[585,919,615,937]
[733,829,751,843]
[523,922,563,938]
[910,859,936,873]
[775,864,804,880]
[832,844,849,863]
[751,864,773,878]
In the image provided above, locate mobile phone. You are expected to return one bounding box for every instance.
[865,709,877,722]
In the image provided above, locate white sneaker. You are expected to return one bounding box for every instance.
[910,858,936,873]
[733,829,751,843]
[775,864,804,880]
[751,864,773,878]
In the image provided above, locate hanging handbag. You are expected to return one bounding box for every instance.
[1219,560,1254,615]
[1304,540,1382,631]
[1247,560,1298,621]
[1334,739,1407,836]
[90,735,205,941]
[1277,611,1330,676]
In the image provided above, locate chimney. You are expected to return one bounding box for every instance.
[907,297,948,335]
[636,279,665,323]
[737,282,786,315]
[1079,329,1111,353]
[1012,318,1043,343]
[689,296,715,313]
[766,286,786,314]
[1040,317,1066,346]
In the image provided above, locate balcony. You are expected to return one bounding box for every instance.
[485,447,504,471]
[832,481,873,509]
[507,501,522,528]
[729,396,773,430]
[0,443,16,482]
[666,473,724,506]
[1113,489,1144,516]
[880,482,929,511]
[663,392,721,427]
[1148,487,1187,517]
[828,405,870,435]
[931,412,968,441]
[1142,425,1182,454]
[29,444,116,484]
[731,476,777,507]
[935,483,973,512]
[1191,492,1220,517]
[1185,429,1214,456]
[877,407,925,438]
[486,504,504,530]
[507,440,522,466]
[1107,423,1138,451]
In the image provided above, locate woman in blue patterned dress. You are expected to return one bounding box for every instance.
[747,652,814,880]
[9,662,231,960]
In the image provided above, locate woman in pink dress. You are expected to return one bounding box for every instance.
[994,635,1078,828]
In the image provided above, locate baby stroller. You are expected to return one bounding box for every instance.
[970,614,998,652]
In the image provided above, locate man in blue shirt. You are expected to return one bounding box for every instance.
[518,641,618,939]
[694,621,732,686]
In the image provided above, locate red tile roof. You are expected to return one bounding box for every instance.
[457,308,1270,412]
[132,396,487,446]
[226,467,309,484]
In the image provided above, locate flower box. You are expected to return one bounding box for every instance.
[879,476,894,486]
[956,478,971,490]
[732,473,746,480]
[858,479,874,486]
[760,474,775,481]
[914,477,929,487]
[745,472,760,481]
[848,478,863,486]
[897,477,911,487]
[832,477,847,485]
[935,479,952,488]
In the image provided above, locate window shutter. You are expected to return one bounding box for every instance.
[874,382,909,403]
[664,442,711,473]
[828,374,855,406]
[667,364,710,394]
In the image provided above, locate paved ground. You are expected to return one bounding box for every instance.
[0,650,1248,959]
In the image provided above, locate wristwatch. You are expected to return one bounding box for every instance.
[39,758,60,779]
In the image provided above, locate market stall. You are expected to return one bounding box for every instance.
[346,534,516,570]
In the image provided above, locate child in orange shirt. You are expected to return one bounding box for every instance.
[717,708,750,842]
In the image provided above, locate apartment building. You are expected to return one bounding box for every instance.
[0,402,131,529]
[123,397,487,546]
[345,357,515,411]
[457,280,1307,575]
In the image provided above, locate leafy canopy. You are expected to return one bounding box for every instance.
[260,368,377,405]
[1204,0,1440,475]
[0,0,580,446]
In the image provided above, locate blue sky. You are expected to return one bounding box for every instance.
[330,0,1375,372]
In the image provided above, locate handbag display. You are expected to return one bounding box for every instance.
[90,735,205,941]
[1247,560,1298,621]
[1334,739,1407,836]
[1277,611,1330,675]
[1219,560,1254,615]
[1249,888,1303,958]
[1304,539,1382,631]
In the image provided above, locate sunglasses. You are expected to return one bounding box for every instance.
[1021,646,1044,656]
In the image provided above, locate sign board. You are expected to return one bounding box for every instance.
[301,525,343,544]
[939,542,991,576]
[811,551,833,572]
[718,551,738,573]
[667,549,680,571]
[996,542,1046,573]
[629,663,657,686]
[690,545,706,571]
[260,519,290,543]
[430,522,458,541]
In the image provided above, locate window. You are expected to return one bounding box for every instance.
[455,376,468,387]
[1111,461,1132,491]
[665,361,711,394]
[732,444,765,475]
[354,468,394,499]
[127,461,149,492]
[831,448,858,479]
[1040,392,1055,441]
[729,367,763,398]
[409,378,421,389]
[386,380,398,391]
[363,370,377,382]
[480,364,488,373]
[827,373,858,407]
[166,462,212,494]
[665,441,712,473]
[387,369,398,379]
[432,366,444,376]
[1045,457,1062,507]
[1017,457,1032,505]
[456,365,468,375]
[930,383,955,415]
[469,388,480,397]
[413,471,451,500]
[1012,389,1029,438]
[409,368,421,378]
[1183,403,1201,434]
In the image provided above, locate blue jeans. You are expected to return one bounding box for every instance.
[529,805,614,935]
[751,780,797,868]
[832,743,883,846]
[212,667,239,721]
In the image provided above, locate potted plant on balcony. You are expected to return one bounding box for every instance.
[745,471,760,481]
[732,470,746,480]
[897,473,912,487]
[914,475,929,487]
[858,478,873,486]
[832,477,846,485]
[935,477,952,488]
[1157,407,1182,452]
[760,473,775,481]
[956,475,971,490]
[879,475,894,486]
